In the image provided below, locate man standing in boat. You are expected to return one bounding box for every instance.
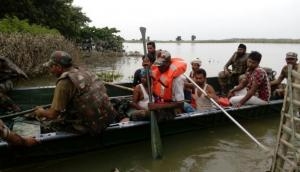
[218,44,248,96]
[270,52,298,98]
[34,51,128,135]
[228,51,271,107]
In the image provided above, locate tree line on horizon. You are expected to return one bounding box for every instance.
[126,37,300,43]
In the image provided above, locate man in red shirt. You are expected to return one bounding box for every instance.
[228,51,270,107]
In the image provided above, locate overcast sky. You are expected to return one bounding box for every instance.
[72,0,300,40]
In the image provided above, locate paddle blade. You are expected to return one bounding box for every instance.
[139,27,147,56]
[150,113,163,159]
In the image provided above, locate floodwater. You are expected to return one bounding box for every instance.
[3,116,279,172]
[92,42,300,83]
[16,42,300,85]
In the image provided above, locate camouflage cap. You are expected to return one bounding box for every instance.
[286,52,298,59]
[154,50,171,66]
[43,51,72,67]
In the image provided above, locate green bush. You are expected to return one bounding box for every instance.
[0,16,59,35]
[0,33,81,78]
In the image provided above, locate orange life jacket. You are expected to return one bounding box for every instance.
[151,58,187,101]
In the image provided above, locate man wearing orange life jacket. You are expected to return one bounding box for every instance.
[151,50,187,102]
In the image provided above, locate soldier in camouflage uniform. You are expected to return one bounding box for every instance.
[34,51,128,135]
[218,44,248,95]
[271,52,298,98]
[0,56,27,113]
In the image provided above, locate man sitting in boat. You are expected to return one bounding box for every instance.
[34,51,128,135]
[192,68,218,111]
[133,55,152,87]
[0,119,37,146]
[0,56,28,113]
[151,50,194,115]
[270,52,298,98]
[152,50,187,102]
[184,58,202,102]
[218,44,248,96]
[127,69,153,120]
[228,51,271,107]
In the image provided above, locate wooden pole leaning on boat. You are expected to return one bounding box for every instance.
[0,104,51,119]
[140,26,163,159]
[184,73,271,152]
[103,81,133,92]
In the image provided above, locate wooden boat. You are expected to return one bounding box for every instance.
[0,77,283,169]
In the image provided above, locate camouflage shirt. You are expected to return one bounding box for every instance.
[278,64,299,82]
[225,52,248,74]
[52,67,118,135]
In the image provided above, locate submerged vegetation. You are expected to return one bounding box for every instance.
[96,71,123,82]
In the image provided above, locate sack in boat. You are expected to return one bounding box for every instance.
[218,97,230,107]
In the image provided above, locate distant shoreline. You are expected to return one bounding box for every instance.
[125,38,300,44]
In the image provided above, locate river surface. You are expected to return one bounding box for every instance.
[90,42,300,83]
[4,117,279,172]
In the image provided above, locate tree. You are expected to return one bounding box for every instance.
[0,0,124,52]
[191,35,196,41]
[0,16,59,34]
[0,0,90,39]
[79,26,124,52]
[176,36,182,41]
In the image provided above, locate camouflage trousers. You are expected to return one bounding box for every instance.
[218,72,240,95]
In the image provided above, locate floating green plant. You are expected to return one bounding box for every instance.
[96,70,123,82]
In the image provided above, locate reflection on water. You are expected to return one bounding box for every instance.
[84,54,141,83]
[4,117,279,172]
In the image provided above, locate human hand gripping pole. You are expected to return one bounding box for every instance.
[140,26,163,159]
[184,73,271,152]
[0,104,51,119]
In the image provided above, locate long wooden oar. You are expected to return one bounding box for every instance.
[103,81,133,92]
[0,104,51,119]
[140,26,163,159]
[184,73,271,152]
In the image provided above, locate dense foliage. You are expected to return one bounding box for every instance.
[0,0,89,39]
[80,26,124,52]
[0,16,59,35]
[0,0,124,51]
